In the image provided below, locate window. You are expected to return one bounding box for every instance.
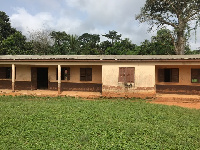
[191,69,200,83]
[56,67,70,80]
[5,67,11,79]
[0,67,12,79]
[158,68,179,82]
[118,67,135,83]
[80,68,92,81]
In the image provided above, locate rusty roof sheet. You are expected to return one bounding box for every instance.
[0,55,200,60]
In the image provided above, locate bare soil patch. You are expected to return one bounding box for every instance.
[151,94,200,109]
[1,90,200,109]
[0,90,101,99]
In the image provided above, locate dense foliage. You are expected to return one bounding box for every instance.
[0,96,200,149]
[0,11,32,55]
[0,10,198,55]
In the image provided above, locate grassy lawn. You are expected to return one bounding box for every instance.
[0,96,200,149]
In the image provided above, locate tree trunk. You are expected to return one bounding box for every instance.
[175,22,186,55]
[175,35,185,55]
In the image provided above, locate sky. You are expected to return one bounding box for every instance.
[0,0,200,50]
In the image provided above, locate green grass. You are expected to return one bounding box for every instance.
[0,96,200,149]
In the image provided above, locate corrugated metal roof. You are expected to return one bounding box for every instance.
[0,55,200,60]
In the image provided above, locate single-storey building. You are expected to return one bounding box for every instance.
[0,55,200,98]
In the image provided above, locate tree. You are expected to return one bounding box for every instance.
[151,28,176,55]
[69,34,80,54]
[136,0,200,55]
[1,31,32,55]
[102,30,121,45]
[50,31,71,54]
[0,11,16,41]
[99,40,112,55]
[28,30,53,55]
[0,11,32,55]
[105,38,137,55]
[138,40,153,55]
[78,33,100,55]
[137,29,176,55]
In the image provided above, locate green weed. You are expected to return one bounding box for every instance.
[0,96,199,149]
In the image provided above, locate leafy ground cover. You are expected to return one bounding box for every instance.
[0,96,200,149]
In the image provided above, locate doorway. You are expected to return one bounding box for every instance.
[37,68,48,89]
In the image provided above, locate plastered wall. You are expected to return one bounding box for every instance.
[156,65,200,85]
[102,63,156,98]
[102,63,155,87]
[48,65,102,83]
[16,66,31,81]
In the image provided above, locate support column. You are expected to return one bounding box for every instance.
[12,64,15,92]
[58,65,61,94]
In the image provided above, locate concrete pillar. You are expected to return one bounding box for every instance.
[12,64,15,92]
[58,65,61,94]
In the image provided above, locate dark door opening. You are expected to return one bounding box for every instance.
[37,68,48,89]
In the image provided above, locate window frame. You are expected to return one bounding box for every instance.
[158,68,179,83]
[5,67,12,79]
[56,67,70,81]
[191,69,200,83]
[0,67,12,79]
[118,67,135,83]
[80,68,92,81]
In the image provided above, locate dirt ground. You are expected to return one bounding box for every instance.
[151,94,200,109]
[0,90,200,109]
[0,90,101,99]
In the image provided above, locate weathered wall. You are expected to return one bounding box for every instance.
[16,66,31,81]
[102,63,156,98]
[156,65,200,94]
[48,65,102,83]
[0,65,32,90]
[0,64,102,91]
[48,65,102,92]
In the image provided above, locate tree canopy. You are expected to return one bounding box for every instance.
[0,10,199,55]
[0,11,32,55]
[0,11,16,41]
[136,0,200,55]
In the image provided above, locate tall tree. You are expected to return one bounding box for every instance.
[28,30,53,55]
[78,33,100,55]
[102,30,121,45]
[137,29,176,55]
[151,28,176,55]
[136,0,200,55]
[0,11,32,55]
[99,40,112,55]
[105,38,136,55]
[69,34,80,54]
[1,31,32,55]
[138,40,153,55]
[0,11,16,41]
[50,31,70,54]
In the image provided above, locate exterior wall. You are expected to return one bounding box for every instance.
[0,64,102,92]
[0,65,32,90]
[102,63,156,98]
[0,80,12,89]
[16,66,31,81]
[0,65,12,89]
[156,65,200,94]
[48,65,102,92]
[15,66,32,90]
[48,65,102,83]
[2,59,200,96]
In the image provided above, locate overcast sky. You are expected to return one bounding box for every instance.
[0,0,200,50]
